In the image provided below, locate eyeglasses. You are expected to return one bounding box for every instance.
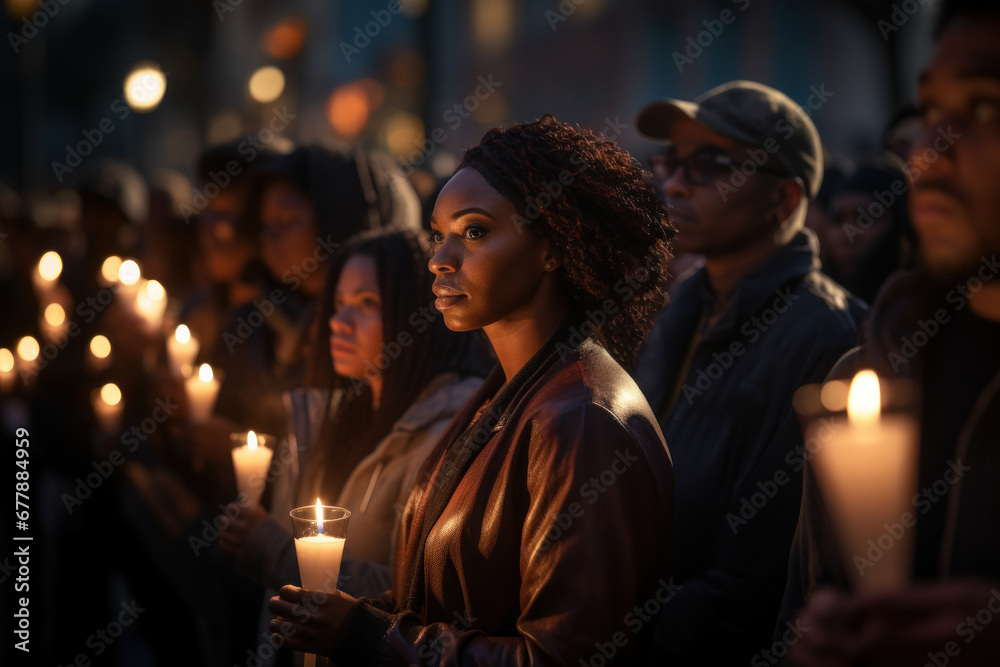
[649,148,788,186]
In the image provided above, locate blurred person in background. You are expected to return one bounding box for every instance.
[824,152,916,304]
[632,80,866,664]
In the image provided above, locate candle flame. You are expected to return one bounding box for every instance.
[145,280,166,301]
[90,335,111,359]
[198,363,214,382]
[101,256,123,283]
[38,251,62,281]
[100,383,122,406]
[0,348,13,372]
[118,260,141,286]
[16,336,39,362]
[248,430,257,449]
[847,370,881,426]
[43,302,66,326]
[315,497,324,532]
[175,324,191,344]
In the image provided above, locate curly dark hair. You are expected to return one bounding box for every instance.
[458,114,675,368]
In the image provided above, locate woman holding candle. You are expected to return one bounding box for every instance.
[267,115,677,665]
[222,228,491,599]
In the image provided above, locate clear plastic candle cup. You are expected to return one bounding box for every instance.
[290,501,350,593]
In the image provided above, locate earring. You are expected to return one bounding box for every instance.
[545,261,555,271]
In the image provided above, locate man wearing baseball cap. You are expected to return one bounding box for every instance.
[631,80,865,663]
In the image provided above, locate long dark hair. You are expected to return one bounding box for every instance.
[305,227,491,501]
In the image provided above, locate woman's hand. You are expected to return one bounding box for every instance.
[219,502,268,559]
[267,585,359,656]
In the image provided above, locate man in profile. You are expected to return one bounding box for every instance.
[632,81,864,663]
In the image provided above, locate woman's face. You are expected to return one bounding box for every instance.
[428,167,553,332]
[328,254,384,381]
[259,180,319,283]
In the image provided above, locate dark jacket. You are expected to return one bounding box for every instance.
[778,268,1000,628]
[332,338,675,666]
[632,229,866,663]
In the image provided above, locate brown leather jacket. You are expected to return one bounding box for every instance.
[332,338,675,666]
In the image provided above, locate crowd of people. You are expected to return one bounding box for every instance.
[2,0,999,664]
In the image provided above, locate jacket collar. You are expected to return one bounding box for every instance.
[682,228,821,341]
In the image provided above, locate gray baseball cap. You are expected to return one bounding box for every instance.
[636,80,824,199]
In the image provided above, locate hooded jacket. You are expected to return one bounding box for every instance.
[632,229,866,663]
[331,338,675,666]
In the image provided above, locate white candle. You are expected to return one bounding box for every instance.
[0,348,15,393]
[88,335,113,372]
[167,325,200,377]
[115,259,142,315]
[294,499,347,593]
[185,363,220,422]
[231,431,273,505]
[91,383,124,432]
[812,370,918,592]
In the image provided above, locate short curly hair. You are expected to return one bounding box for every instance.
[458,114,675,368]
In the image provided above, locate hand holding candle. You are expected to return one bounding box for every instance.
[231,431,273,505]
[290,500,350,594]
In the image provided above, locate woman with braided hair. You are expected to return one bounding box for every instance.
[268,115,677,665]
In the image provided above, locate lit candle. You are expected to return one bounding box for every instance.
[115,259,142,315]
[40,302,69,342]
[0,348,15,393]
[135,279,167,335]
[33,251,62,298]
[99,256,123,286]
[167,325,200,377]
[231,431,273,505]
[91,382,124,432]
[812,370,918,592]
[15,336,39,376]
[88,335,113,372]
[185,363,220,422]
[293,498,347,593]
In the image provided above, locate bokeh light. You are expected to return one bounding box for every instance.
[382,112,425,160]
[124,63,167,112]
[249,66,285,103]
[0,348,13,373]
[325,80,385,138]
[90,335,112,359]
[38,251,62,281]
[101,256,123,284]
[44,303,66,327]
[100,382,122,406]
[264,17,307,59]
[17,336,39,362]
[118,260,141,285]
